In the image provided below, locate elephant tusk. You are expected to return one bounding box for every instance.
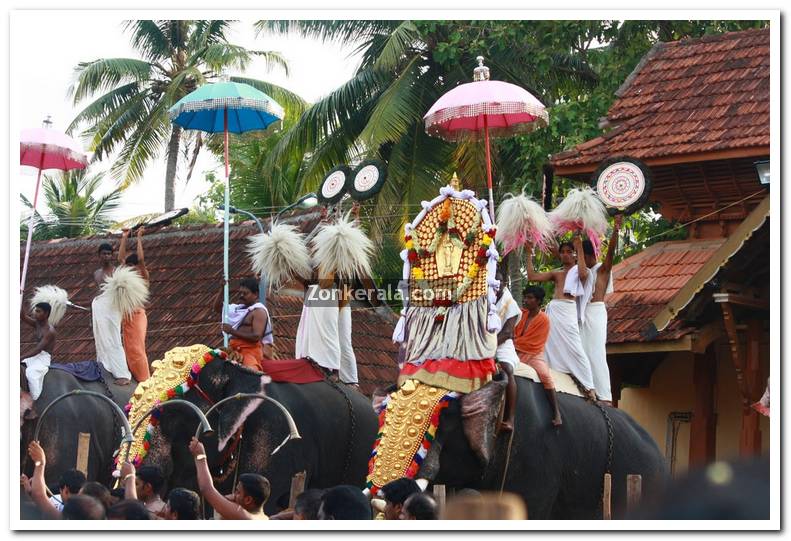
[197,393,301,451]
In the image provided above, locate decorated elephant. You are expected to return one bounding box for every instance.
[132,346,378,515]
[20,364,136,487]
[417,373,668,519]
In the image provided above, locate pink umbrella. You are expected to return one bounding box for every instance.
[19,116,88,297]
[424,57,548,219]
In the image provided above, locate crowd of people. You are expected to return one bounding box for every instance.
[22,436,532,520]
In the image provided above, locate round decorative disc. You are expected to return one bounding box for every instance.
[318,165,352,204]
[349,159,387,201]
[591,156,653,215]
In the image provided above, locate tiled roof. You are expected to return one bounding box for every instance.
[605,238,727,343]
[552,28,769,169]
[19,223,399,396]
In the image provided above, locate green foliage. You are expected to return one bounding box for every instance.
[20,168,124,240]
[68,19,306,210]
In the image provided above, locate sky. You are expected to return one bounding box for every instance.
[12,13,362,222]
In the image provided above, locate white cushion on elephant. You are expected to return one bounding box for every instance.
[513,362,583,398]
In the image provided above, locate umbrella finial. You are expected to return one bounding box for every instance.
[450,172,461,190]
[473,56,490,81]
[42,115,53,129]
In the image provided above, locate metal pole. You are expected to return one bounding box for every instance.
[222,108,230,348]
[230,207,266,305]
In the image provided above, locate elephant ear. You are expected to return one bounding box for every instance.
[215,362,272,451]
[459,375,508,468]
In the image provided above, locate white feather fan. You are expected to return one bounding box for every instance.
[496,192,554,254]
[310,215,374,281]
[30,285,69,326]
[548,187,609,238]
[246,223,312,289]
[101,266,149,317]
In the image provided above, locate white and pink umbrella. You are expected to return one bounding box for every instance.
[424,57,548,220]
[20,116,88,297]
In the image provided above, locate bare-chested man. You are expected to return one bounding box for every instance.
[579,215,622,405]
[93,242,116,287]
[217,278,273,372]
[526,233,595,398]
[21,303,56,404]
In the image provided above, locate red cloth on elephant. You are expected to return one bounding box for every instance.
[398,358,497,394]
[260,358,325,384]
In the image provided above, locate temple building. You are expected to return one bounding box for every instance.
[550,28,770,474]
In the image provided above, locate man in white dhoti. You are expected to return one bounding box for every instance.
[579,215,622,404]
[295,273,342,376]
[20,303,56,403]
[526,234,596,399]
[91,242,131,385]
[338,282,358,386]
[493,269,522,432]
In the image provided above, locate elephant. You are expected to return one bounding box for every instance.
[141,357,379,515]
[415,373,669,519]
[20,365,136,488]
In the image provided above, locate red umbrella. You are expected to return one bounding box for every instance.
[20,116,88,297]
[424,57,548,219]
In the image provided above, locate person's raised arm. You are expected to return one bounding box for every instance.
[189,437,249,520]
[573,234,588,283]
[28,441,61,520]
[525,242,556,282]
[601,214,623,274]
[119,229,130,265]
[120,461,138,501]
[20,307,36,328]
[136,227,150,282]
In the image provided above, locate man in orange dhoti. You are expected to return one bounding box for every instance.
[218,278,272,372]
[119,227,150,382]
[513,286,562,426]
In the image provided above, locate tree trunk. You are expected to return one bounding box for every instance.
[164,125,182,212]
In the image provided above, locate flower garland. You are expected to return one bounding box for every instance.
[116,348,226,470]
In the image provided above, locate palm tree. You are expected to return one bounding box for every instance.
[20,168,123,240]
[68,20,307,211]
[253,20,599,239]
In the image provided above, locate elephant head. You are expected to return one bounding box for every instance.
[142,358,281,494]
[417,373,507,486]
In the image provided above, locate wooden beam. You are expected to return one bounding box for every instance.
[652,195,770,333]
[603,473,612,520]
[740,320,763,457]
[607,335,692,355]
[76,433,90,476]
[690,321,725,354]
[626,475,642,515]
[713,292,769,310]
[553,146,770,177]
[433,484,446,513]
[689,348,717,467]
[720,302,752,407]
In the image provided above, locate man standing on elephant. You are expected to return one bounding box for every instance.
[526,234,596,399]
[118,227,151,383]
[91,241,131,385]
[578,215,622,405]
[217,278,273,372]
